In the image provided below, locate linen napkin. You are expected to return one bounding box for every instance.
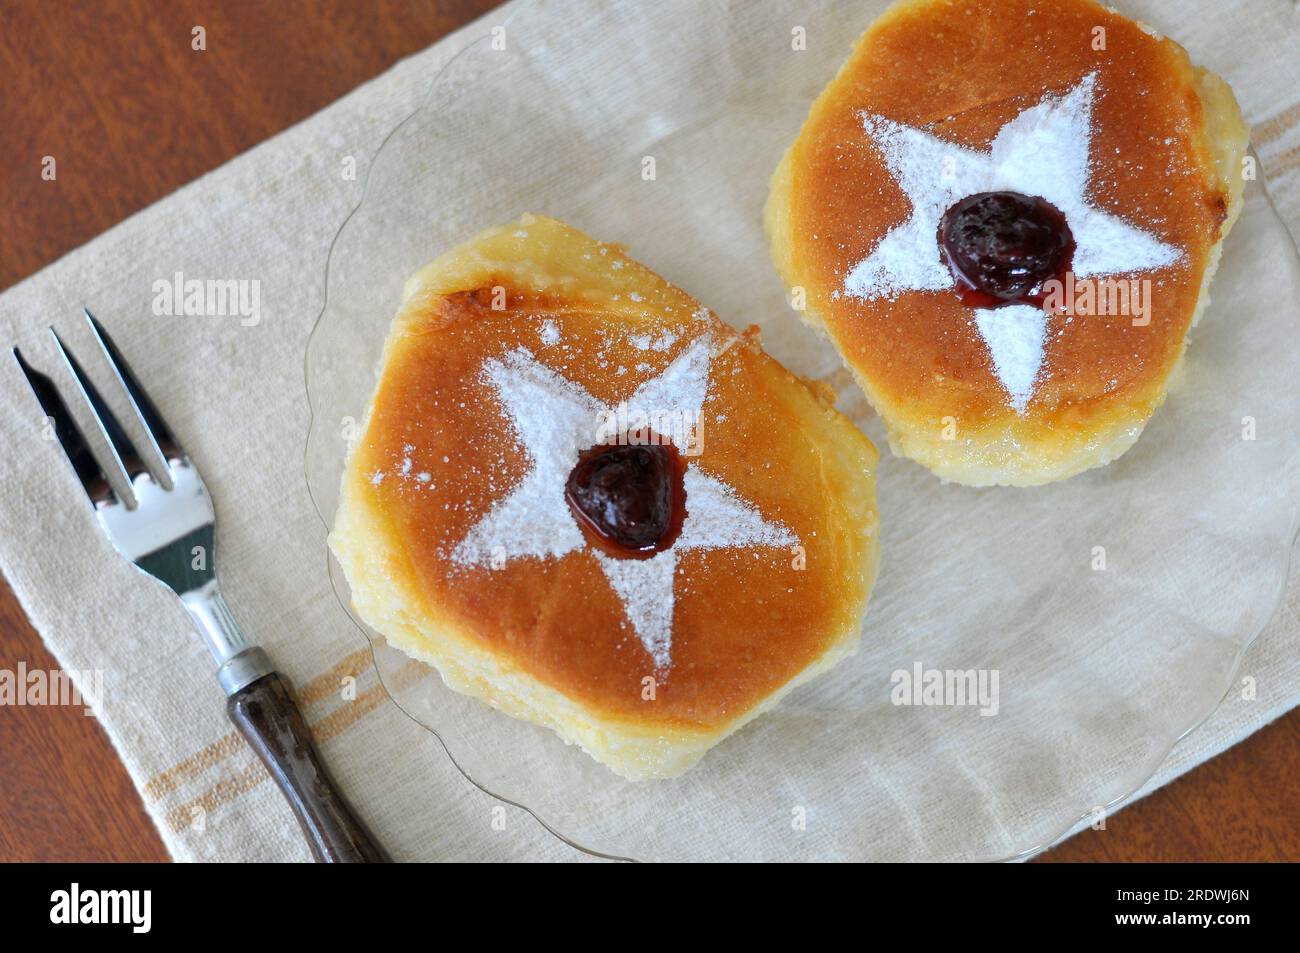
[1,0,1298,862]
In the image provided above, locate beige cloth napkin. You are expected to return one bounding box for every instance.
[1,0,1299,862]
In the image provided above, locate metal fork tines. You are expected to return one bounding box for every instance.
[12,310,266,692]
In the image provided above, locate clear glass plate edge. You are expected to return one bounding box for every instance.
[1000,158,1300,862]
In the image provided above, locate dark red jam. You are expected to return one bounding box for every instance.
[565,436,687,559]
[937,191,1075,308]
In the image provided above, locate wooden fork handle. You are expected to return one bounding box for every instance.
[226,671,391,862]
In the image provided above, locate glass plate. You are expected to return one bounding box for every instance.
[305,0,1300,861]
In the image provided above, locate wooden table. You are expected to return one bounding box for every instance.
[0,0,1296,863]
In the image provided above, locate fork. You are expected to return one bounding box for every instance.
[13,309,389,863]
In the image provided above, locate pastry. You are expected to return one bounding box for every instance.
[766,0,1248,486]
[329,215,880,780]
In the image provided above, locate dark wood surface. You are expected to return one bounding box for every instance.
[0,0,1296,864]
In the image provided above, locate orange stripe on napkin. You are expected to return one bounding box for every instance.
[144,646,374,801]
[1265,141,1300,178]
[162,681,393,833]
[1255,103,1300,146]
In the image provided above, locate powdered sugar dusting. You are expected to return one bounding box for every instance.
[370,441,443,493]
[629,328,678,351]
[451,350,601,565]
[842,73,1182,412]
[681,470,798,550]
[596,551,677,670]
[448,333,799,669]
[973,306,1048,412]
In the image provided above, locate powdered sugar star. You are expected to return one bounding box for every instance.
[452,335,798,670]
[844,73,1181,411]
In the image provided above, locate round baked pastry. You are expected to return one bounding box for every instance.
[766,0,1248,486]
[329,215,880,780]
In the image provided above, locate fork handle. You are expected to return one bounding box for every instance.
[226,667,391,862]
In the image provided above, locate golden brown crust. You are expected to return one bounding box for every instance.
[329,215,880,778]
[766,0,1248,486]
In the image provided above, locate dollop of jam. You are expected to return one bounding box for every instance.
[938,191,1075,308]
[565,437,687,559]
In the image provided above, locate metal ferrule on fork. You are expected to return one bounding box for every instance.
[183,583,273,694]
